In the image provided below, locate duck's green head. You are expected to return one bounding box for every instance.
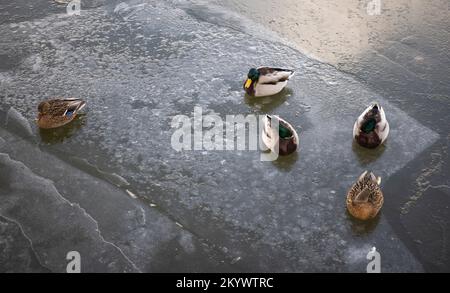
[247,68,260,81]
[362,118,377,134]
[245,68,260,89]
[267,115,293,139]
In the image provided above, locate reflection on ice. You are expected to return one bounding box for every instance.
[39,114,87,145]
[352,140,386,166]
[244,88,291,113]
[270,151,299,172]
[347,210,381,237]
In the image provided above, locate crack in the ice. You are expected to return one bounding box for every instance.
[401,140,448,215]
[427,184,450,191]
[0,213,52,272]
[47,184,143,273]
[372,49,423,80]
[1,152,142,273]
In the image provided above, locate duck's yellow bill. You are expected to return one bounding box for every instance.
[245,79,252,89]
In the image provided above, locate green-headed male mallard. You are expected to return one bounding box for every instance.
[262,115,299,156]
[353,102,389,149]
[346,171,384,220]
[37,98,86,129]
[244,67,295,97]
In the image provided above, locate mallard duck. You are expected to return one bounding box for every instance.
[353,102,389,149]
[262,115,298,156]
[346,171,384,220]
[37,98,86,129]
[244,67,295,97]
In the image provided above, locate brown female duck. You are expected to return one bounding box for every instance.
[37,98,86,129]
[346,171,384,220]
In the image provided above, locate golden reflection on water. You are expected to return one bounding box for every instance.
[213,0,448,67]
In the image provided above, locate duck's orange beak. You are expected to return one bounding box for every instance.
[244,79,252,89]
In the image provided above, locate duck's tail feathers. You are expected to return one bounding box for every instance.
[76,100,86,111]
[63,100,86,117]
[69,99,86,111]
[288,70,295,79]
[276,68,295,79]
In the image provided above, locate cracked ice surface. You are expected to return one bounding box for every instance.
[0,126,233,273]
[0,153,139,272]
[0,0,439,271]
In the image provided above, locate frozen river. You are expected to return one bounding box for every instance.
[0,0,449,272]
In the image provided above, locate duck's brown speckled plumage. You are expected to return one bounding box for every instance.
[37,98,86,129]
[346,171,384,220]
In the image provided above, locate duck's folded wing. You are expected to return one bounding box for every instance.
[354,188,371,203]
[62,99,86,117]
[353,111,368,136]
[258,67,295,84]
[375,120,390,143]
